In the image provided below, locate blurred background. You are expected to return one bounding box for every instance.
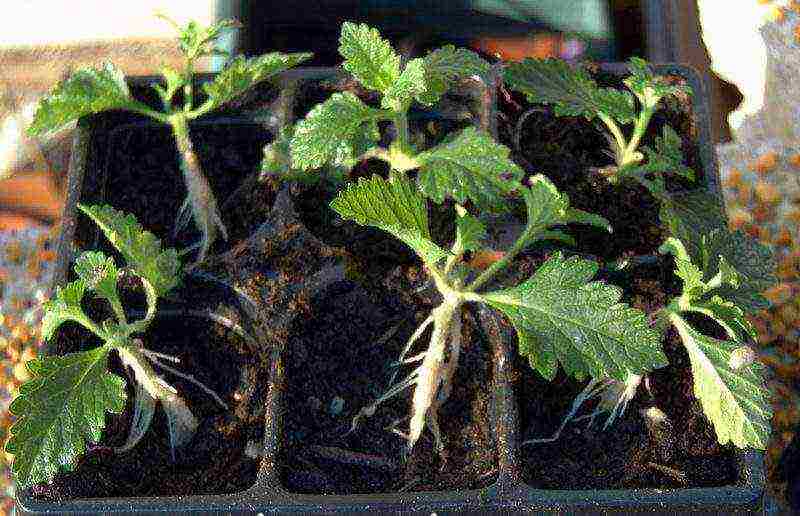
[0,0,796,513]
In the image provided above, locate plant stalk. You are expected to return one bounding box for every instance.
[169,113,228,266]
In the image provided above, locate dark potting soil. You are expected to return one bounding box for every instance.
[512,253,738,489]
[32,112,282,500]
[75,111,277,257]
[32,275,266,499]
[498,70,700,260]
[279,274,498,494]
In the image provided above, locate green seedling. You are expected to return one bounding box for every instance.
[27,15,311,267]
[504,57,694,193]
[5,205,224,489]
[657,192,776,448]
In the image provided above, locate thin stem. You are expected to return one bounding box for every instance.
[622,106,656,166]
[597,112,628,165]
[183,57,195,113]
[465,226,534,293]
[394,111,410,151]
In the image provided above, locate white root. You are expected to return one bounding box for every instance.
[387,315,433,388]
[147,354,229,410]
[173,124,228,268]
[524,373,643,446]
[407,302,458,452]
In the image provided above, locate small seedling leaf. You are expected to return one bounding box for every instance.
[382,58,427,111]
[78,204,181,297]
[417,45,492,106]
[504,58,636,123]
[417,127,524,212]
[670,313,771,449]
[453,208,486,254]
[5,348,127,488]
[74,251,120,307]
[330,174,449,264]
[482,252,666,381]
[40,279,88,341]
[290,92,383,170]
[28,63,154,136]
[202,52,312,112]
[339,22,400,92]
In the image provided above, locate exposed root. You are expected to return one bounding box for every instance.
[146,352,229,410]
[523,373,643,446]
[172,118,228,268]
[407,301,458,453]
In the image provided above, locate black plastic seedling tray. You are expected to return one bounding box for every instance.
[16,64,765,514]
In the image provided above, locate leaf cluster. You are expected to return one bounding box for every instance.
[6,206,181,488]
[659,191,775,449]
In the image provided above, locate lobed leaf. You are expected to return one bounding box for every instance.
[482,253,666,381]
[330,174,448,265]
[74,251,120,307]
[40,280,88,341]
[417,45,492,106]
[670,313,771,449]
[290,92,383,170]
[338,22,400,93]
[624,57,691,106]
[618,125,695,192]
[523,174,611,238]
[202,52,312,112]
[417,127,524,212]
[28,63,154,136]
[78,204,181,297]
[453,207,486,254]
[5,348,127,488]
[504,58,636,123]
[382,58,427,111]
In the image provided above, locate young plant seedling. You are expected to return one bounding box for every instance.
[27,15,311,267]
[268,22,516,210]
[4,205,224,489]
[504,57,694,194]
[283,22,667,456]
[333,172,670,455]
[657,192,776,448]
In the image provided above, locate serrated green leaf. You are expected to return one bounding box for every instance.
[669,312,771,449]
[28,63,155,136]
[703,228,777,313]
[5,348,127,488]
[290,92,384,170]
[504,58,636,123]
[78,204,181,297]
[382,58,426,111]
[417,45,492,106]
[518,175,611,248]
[659,237,707,298]
[202,52,311,112]
[40,280,88,341]
[330,174,448,264]
[619,126,695,193]
[482,252,666,381]
[659,189,727,262]
[74,251,120,306]
[453,207,486,254]
[624,57,691,107]
[687,295,757,343]
[339,22,400,92]
[417,127,524,212]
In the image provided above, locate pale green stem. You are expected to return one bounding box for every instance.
[465,223,542,293]
[128,277,159,334]
[597,112,629,164]
[183,57,195,113]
